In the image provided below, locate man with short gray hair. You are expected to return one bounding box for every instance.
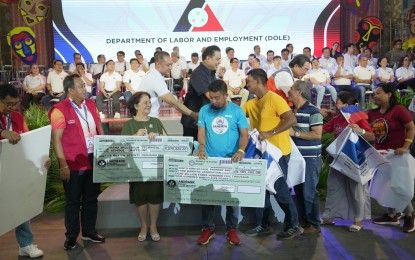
[288,80,323,235]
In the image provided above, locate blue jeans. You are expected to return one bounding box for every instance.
[202,205,238,231]
[294,157,322,228]
[352,84,373,108]
[124,91,133,104]
[15,220,33,247]
[256,154,299,229]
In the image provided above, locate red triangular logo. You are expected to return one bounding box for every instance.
[192,4,223,32]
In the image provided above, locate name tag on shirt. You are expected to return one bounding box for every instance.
[86,136,94,154]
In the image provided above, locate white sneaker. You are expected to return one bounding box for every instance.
[19,244,44,258]
[114,112,121,119]
[99,112,106,119]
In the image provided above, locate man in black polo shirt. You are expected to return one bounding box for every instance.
[181,45,221,140]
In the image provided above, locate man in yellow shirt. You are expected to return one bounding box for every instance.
[243,69,302,239]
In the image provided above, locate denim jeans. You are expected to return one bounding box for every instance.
[294,157,322,228]
[257,154,299,229]
[202,205,238,231]
[15,220,33,247]
[352,84,373,108]
[63,164,101,239]
[124,91,133,104]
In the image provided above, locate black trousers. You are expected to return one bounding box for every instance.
[63,157,100,239]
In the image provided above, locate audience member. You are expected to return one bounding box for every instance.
[96,60,122,119]
[22,64,46,110]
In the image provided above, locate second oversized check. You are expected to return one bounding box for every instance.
[93,135,193,182]
[164,155,266,208]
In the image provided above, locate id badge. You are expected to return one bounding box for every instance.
[86,136,94,154]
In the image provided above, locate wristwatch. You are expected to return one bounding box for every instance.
[295,131,300,137]
[272,129,277,135]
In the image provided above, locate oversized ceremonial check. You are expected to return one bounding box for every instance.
[164,155,267,208]
[93,135,193,182]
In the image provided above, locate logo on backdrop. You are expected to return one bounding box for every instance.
[173,0,224,32]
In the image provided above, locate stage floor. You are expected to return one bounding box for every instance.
[1,201,415,259]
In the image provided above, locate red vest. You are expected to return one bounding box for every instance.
[0,112,26,140]
[48,98,102,170]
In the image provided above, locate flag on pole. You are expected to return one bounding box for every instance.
[245,129,305,194]
[340,105,368,124]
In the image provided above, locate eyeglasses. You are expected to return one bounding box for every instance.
[0,99,19,108]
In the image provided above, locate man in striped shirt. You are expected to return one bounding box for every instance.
[288,80,323,235]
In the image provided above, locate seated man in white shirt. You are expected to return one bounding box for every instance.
[280,49,290,68]
[267,56,282,78]
[115,51,131,76]
[96,60,123,119]
[303,47,316,69]
[307,58,337,108]
[89,54,106,83]
[68,53,86,74]
[332,54,353,92]
[218,47,234,78]
[242,54,256,75]
[42,60,68,108]
[223,58,249,106]
[319,47,336,71]
[171,51,188,96]
[260,50,275,71]
[353,55,376,107]
[75,63,93,99]
[343,43,358,68]
[173,46,187,62]
[254,45,266,61]
[187,52,200,75]
[134,50,149,72]
[123,58,146,103]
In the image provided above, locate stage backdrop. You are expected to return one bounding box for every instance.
[52,0,340,63]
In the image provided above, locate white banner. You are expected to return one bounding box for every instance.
[0,126,51,236]
[370,152,415,212]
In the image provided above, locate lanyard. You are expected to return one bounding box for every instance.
[71,101,90,133]
[0,115,11,130]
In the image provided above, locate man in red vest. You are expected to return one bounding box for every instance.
[0,83,50,258]
[49,74,105,250]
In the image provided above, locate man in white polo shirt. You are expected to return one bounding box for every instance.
[218,47,234,78]
[171,51,187,95]
[123,58,146,103]
[223,57,249,106]
[139,51,198,120]
[42,60,68,108]
[306,59,337,109]
[353,55,376,108]
[332,55,353,92]
[115,51,131,76]
[319,47,336,71]
[187,52,200,75]
[96,60,122,119]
